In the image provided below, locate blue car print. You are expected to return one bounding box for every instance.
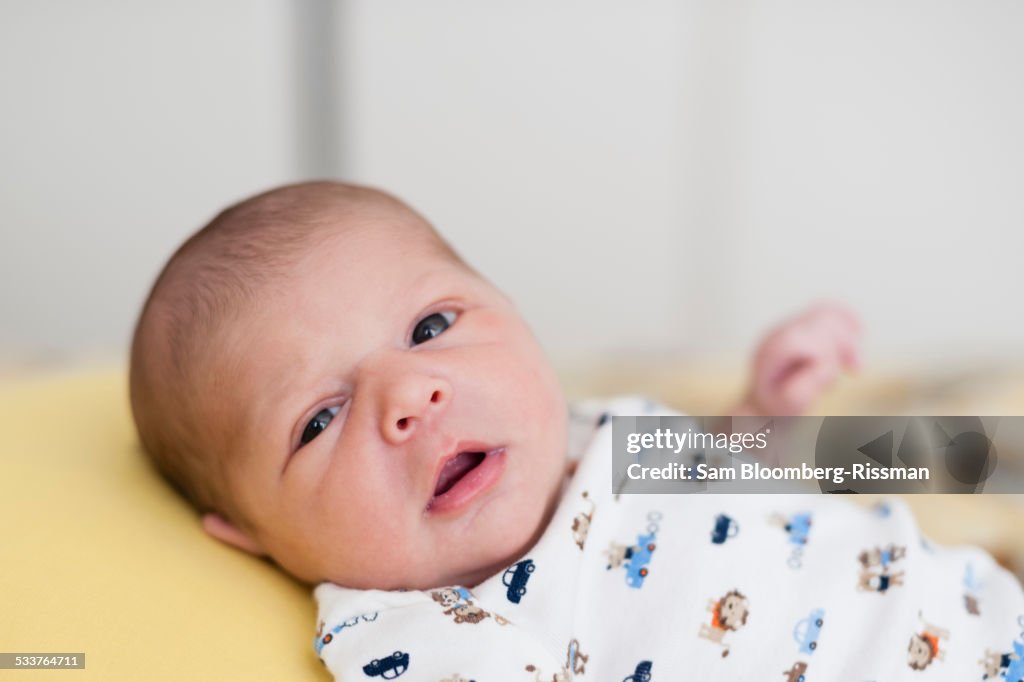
[625,533,657,588]
[785,513,812,545]
[711,514,739,544]
[362,651,409,679]
[503,559,536,603]
[793,608,825,654]
[622,660,652,682]
[1007,640,1024,682]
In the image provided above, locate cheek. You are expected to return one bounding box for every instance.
[491,357,566,457]
[459,311,564,421]
[310,470,424,585]
[306,442,415,537]
[491,327,563,411]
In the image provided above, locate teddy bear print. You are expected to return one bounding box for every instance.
[604,541,633,569]
[978,616,1024,681]
[979,644,1024,681]
[430,587,508,626]
[604,512,661,588]
[857,544,907,594]
[859,544,906,569]
[858,568,905,593]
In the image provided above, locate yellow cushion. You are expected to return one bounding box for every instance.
[0,369,329,681]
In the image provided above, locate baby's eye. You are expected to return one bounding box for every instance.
[411,311,457,346]
[299,405,341,447]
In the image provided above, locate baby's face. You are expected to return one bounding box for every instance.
[213,222,568,590]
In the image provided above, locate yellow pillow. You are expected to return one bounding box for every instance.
[0,368,329,681]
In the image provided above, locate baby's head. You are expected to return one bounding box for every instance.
[130,181,568,590]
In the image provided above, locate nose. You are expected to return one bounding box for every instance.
[374,367,453,445]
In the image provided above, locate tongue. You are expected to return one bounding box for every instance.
[434,452,486,497]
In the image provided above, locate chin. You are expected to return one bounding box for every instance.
[473,497,555,585]
[430,446,563,590]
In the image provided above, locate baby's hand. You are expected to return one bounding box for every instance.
[735,302,862,416]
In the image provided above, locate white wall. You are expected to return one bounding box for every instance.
[2,1,1022,369]
[0,1,300,363]
[728,1,1024,365]
[339,0,1024,364]
[337,0,690,358]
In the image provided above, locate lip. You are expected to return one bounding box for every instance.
[426,442,506,514]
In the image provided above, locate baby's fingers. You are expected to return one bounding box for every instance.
[747,301,863,415]
[755,326,825,388]
[752,338,826,414]
[774,360,837,414]
[837,328,862,371]
[791,302,862,372]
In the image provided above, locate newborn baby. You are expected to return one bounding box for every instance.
[130,181,1023,681]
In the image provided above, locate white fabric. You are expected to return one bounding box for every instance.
[314,397,1024,681]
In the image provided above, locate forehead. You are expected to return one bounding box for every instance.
[297,221,472,318]
[309,211,456,270]
[245,223,466,348]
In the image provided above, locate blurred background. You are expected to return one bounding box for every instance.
[3,0,1023,393]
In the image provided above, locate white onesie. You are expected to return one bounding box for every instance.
[314,397,1024,681]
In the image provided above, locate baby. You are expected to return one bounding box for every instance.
[130,181,1024,681]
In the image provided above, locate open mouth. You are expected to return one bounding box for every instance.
[434,451,487,497]
[428,446,506,513]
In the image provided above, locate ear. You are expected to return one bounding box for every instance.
[201,513,265,556]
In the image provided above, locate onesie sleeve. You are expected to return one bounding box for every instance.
[314,584,566,681]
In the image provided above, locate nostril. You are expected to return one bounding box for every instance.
[396,418,408,431]
[430,390,442,403]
